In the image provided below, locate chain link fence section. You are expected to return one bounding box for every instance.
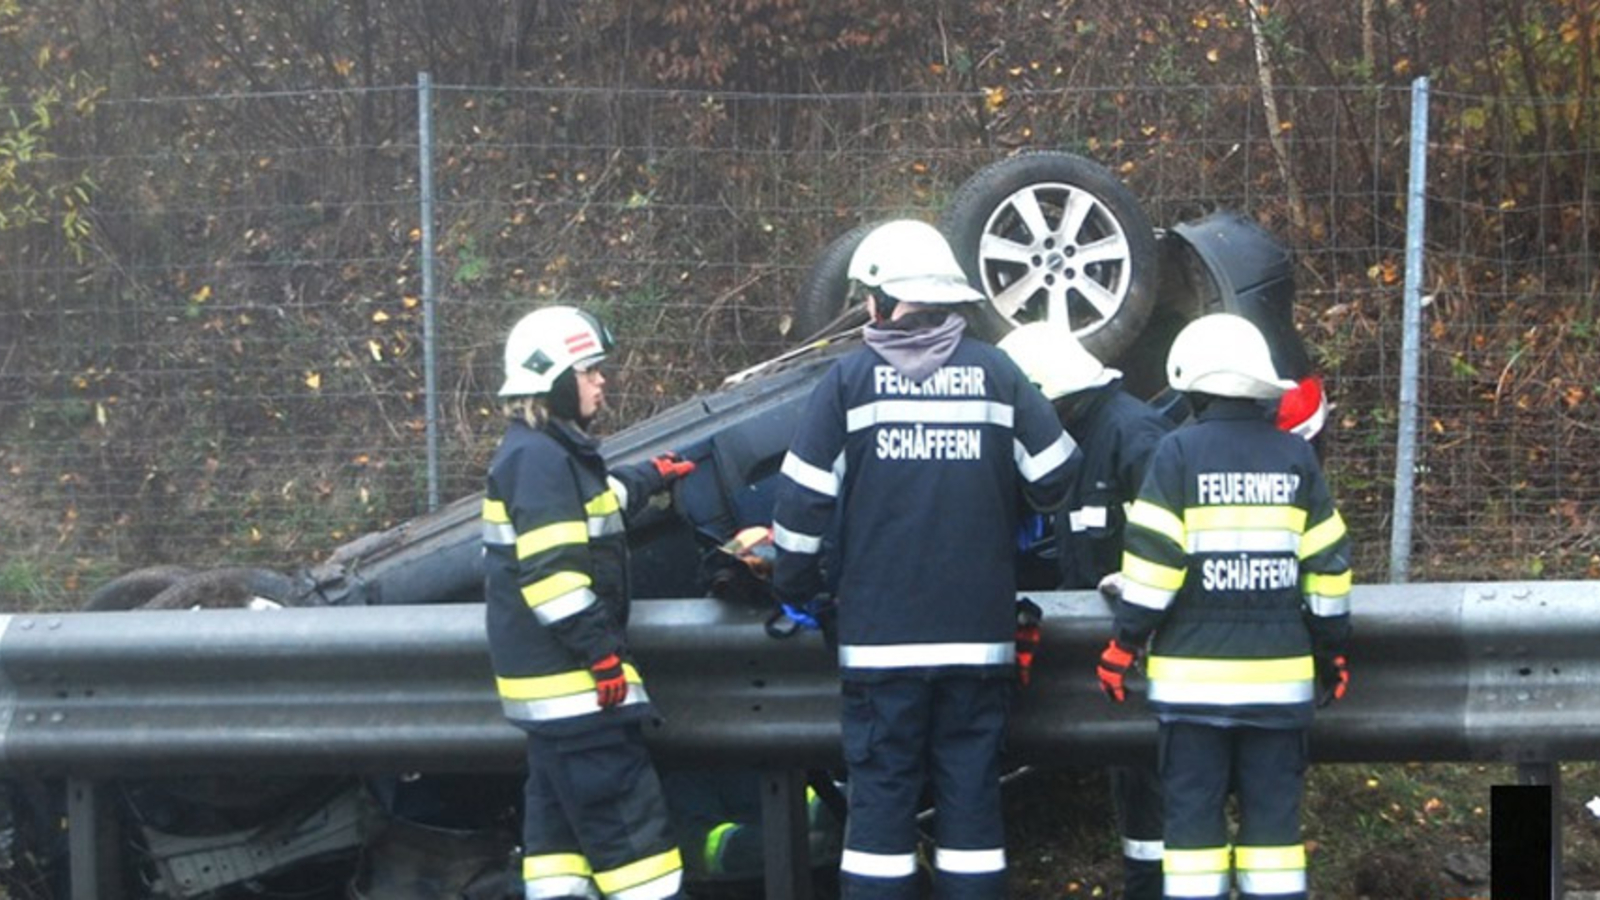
[1,80,1583,604]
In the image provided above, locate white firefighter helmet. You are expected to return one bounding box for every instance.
[499,306,614,397]
[998,322,1121,400]
[1166,313,1296,399]
[847,220,984,304]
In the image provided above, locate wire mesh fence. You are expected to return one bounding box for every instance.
[1,79,1595,604]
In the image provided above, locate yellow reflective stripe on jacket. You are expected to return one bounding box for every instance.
[497,664,643,700]
[1305,569,1352,599]
[1122,551,1186,591]
[1185,504,1306,534]
[516,520,588,560]
[524,852,593,879]
[1147,656,1315,705]
[585,490,621,518]
[594,847,683,897]
[1148,656,1313,683]
[1163,846,1230,873]
[484,498,511,524]
[483,498,517,545]
[521,570,593,608]
[1299,510,1348,559]
[1127,499,1186,547]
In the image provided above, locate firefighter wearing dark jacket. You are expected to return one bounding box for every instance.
[1097,313,1352,900]
[999,321,1172,900]
[485,305,695,900]
[771,220,1075,900]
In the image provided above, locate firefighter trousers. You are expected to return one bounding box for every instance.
[1111,763,1165,900]
[838,676,1010,900]
[1158,722,1307,900]
[522,723,684,900]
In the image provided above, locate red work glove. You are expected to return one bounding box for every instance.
[590,654,628,708]
[651,452,696,482]
[1315,653,1349,707]
[1015,598,1043,688]
[1097,639,1138,703]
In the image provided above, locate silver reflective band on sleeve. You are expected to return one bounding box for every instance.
[839,642,1014,669]
[587,512,624,538]
[1149,679,1314,706]
[607,476,630,512]
[1306,593,1350,616]
[1236,869,1307,894]
[840,849,918,879]
[484,521,517,545]
[934,847,1006,874]
[1015,432,1073,482]
[1123,838,1164,862]
[781,451,842,497]
[533,587,598,625]
[526,875,601,899]
[1068,505,1107,533]
[1164,871,1232,898]
[502,684,651,723]
[773,522,823,554]
[1187,530,1300,554]
[846,399,1014,432]
[1119,580,1175,611]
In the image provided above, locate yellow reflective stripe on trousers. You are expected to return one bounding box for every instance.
[704,822,740,874]
[1236,844,1307,895]
[516,520,588,559]
[1127,499,1186,547]
[524,852,597,899]
[1147,656,1314,706]
[525,852,592,879]
[1163,846,1231,898]
[1299,510,1348,559]
[522,570,593,608]
[594,847,683,900]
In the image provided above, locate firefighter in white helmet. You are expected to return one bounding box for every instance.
[1000,321,1173,900]
[771,220,1075,899]
[484,305,695,900]
[1096,313,1351,900]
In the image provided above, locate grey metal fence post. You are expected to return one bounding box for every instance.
[1390,76,1429,582]
[418,72,441,511]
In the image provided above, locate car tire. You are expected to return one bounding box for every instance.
[82,565,194,611]
[938,152,1160,362]
[785,220,881,343]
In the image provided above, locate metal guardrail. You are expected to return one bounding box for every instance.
[2,581,1594,898]
[4,582,1599,775]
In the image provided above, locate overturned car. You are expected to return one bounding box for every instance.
[52,153,1317,900]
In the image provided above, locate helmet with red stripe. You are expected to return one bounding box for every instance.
[499,306,615,397]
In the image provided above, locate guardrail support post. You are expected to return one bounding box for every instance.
[67,778,125,900]
[760,768,813,900]
[1513,762,1563,899]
